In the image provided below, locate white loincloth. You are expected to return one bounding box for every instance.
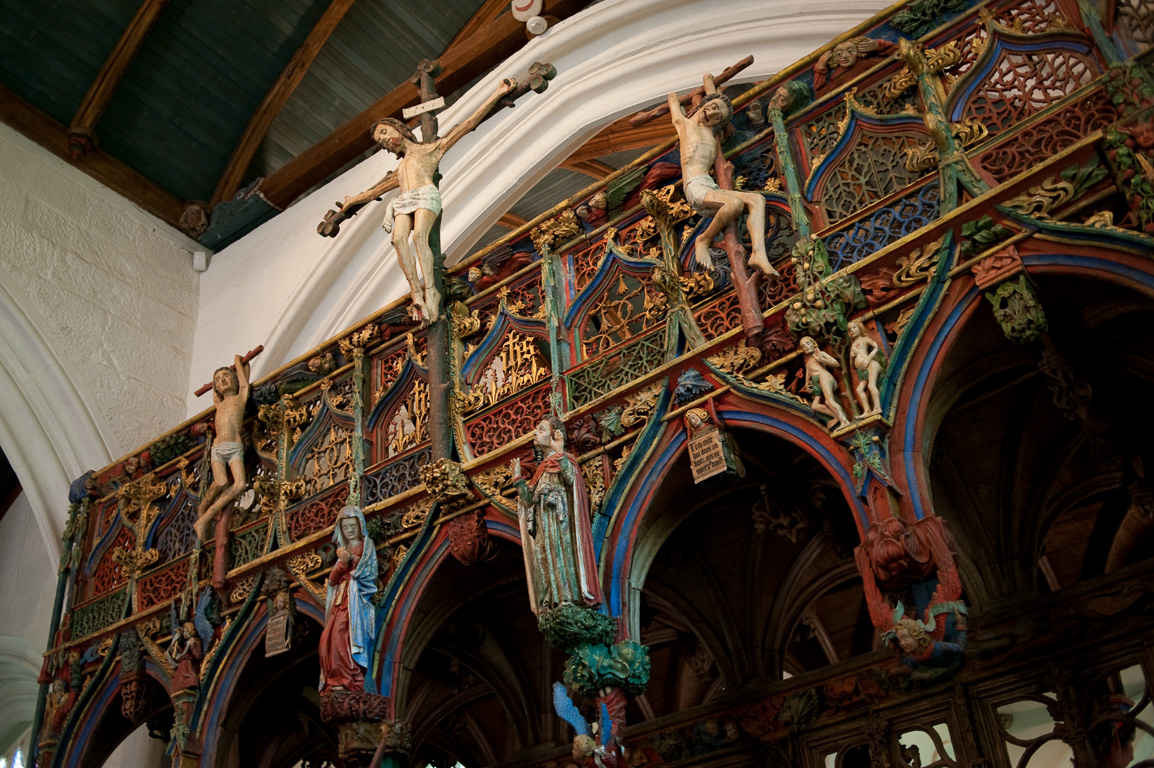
[683,174,722,212]
[382,185,443,233]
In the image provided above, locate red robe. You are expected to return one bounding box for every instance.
[319,542,366,692]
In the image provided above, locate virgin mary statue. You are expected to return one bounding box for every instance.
[319,505,378,692]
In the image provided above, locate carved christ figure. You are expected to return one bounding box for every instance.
[340,78,518,327]
[668,74,776,277]
[511,418,602,616]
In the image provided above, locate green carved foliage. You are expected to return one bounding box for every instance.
[889,0,968,38]
[538,604,616,653]
[959,215,1012,258]
[1105,129,1154,235]
[785,236,866,344]
[986,275,1048,344]
[564,640,652,697]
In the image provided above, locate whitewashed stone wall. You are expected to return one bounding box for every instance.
[0,121,200,554]
[0,121,201,756]
[0,122,200,460]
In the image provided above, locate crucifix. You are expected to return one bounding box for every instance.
[319,59,556,462]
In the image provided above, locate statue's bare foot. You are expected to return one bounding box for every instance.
[694,236,714,270]
[424,287,442,327]
[194,515,213,543]
[749,251,778,277]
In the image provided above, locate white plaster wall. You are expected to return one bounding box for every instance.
[188,0,890,413]
[0,493,57,753]
[0,121,200,552]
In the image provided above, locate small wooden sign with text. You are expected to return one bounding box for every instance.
[688,426,728,483]
[403,96,445,119]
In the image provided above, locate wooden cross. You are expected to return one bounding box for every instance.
[409,59,445,140]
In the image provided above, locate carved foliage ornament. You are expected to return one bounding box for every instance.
[986,274,1048,344]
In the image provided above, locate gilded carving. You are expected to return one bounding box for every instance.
[339,325,379,357]
[418,458,470,504]
[707,342,762,376]
[401,499,436,529]
[621,383,663,428]
[468,330,550,412]
[892,235,944,287]
[531,209,581,254]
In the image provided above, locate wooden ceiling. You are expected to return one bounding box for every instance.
[0,0,667,249]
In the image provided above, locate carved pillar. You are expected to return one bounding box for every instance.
[320,688,391,768]
[376,719,413,768]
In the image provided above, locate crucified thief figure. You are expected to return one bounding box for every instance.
[668,75,777,277]
[340,78,518,327]
[195,355,250,544]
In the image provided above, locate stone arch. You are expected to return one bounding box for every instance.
[0,274,113,557]
[890,247,1154,601]
[603,394,865,647]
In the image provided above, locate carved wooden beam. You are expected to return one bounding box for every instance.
[211,0,358,206]
[496,212,529,229]
[565,117,675,165]
[2,84,184,226]
[67,0,171,159]
[258,0,592,209]
[441,0,511,55]
[560,158,614,179]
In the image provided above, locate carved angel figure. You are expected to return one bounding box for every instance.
[553,682,626,768]
[854,516,963,630]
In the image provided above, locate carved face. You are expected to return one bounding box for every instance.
[768,85,791,112]
[800,337,817,354]
[700,97,730,127]
[340,516,362,543]
[832,41,862,68]
[848,321,863,338]
[213,368,238,397]
[896,627,918,654]
[534,419,552,448]
[373,124,406,154]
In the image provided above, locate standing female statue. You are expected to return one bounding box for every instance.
[319,505,378,692]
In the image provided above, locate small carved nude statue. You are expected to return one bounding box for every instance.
[848,320,884,417]
[668,75,777,277]
[195,355,250,543]
[799,336,850,428]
